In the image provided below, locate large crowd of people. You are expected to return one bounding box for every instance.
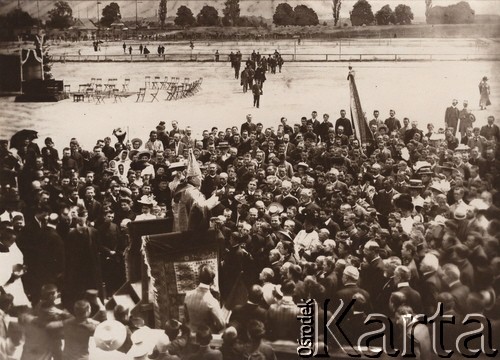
[0,101,499,359]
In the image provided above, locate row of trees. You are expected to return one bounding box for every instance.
[0,0,476,30]
[47,1,122,29]
[169,0,243,28]
[173,3,268,27]
[273,4,319,26]
[350,0,414,26]
[426,1,475,24]
[0,1,122,30]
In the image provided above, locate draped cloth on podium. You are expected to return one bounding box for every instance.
[141,230,222,328]
[348,69,373,145]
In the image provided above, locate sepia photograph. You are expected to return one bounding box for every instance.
[0,0,499,358]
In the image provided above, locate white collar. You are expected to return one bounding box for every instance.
[397,282,410,288]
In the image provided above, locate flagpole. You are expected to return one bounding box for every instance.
[348,66,373,146]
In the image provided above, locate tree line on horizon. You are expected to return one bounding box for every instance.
[0,0,477,31]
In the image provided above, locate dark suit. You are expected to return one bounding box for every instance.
[480,124,500,142]
[384,117,402,133]
[241,121,256,135]
[84,198,102,223]
[337,283,371,308]
[395,283,423,313]
[317,121,334,142]
[335,117,353,137]
[373,188,397,217]
[229,302,267,338]
[39,225,65,284]
[201,175,220,198]
[419,271,443,315]
[360,257,386,300]
[445,106,460,135]
[22,224,65,304]
[319,270,339,298]
[318,218,340,238]
[375,277,397,315]
[18,218,43,302]
[449,281,470,316]
[64,226,102,307]
[170,141,186,157]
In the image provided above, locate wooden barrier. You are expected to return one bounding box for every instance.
[54,52,500,63]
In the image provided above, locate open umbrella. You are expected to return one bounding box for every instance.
[10,129,38,150]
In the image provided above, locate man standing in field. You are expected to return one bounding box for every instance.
[385,109,402,133]
[252,83,262,108]
[445,99,460,136]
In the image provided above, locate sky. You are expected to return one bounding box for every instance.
[0,0,499,20]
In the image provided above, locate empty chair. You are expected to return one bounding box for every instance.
[95,90,105,104]
[90,77,96,85]
[63,84,71,93]
[152,76,160,89]
[122,78,130,92]
[160,76,169,89]
[145,76,151,89]
[113,89,123,103]
[85,87,94,102]
[136,88,146,102]
[150,88,160,102]
[107,83,116,97]
[166,85,177,101]
[95,78,102,85]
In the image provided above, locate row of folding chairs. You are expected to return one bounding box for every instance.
[136,87,160,103]
[145,76,192,90]
[77,78,130,92]
[166,78,203,101]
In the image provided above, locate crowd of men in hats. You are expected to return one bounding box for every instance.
[229,50,285,108]
[0,98,500,358]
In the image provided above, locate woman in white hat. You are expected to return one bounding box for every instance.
[135,195,158,221]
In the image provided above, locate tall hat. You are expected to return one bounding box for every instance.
[186,148,202,180]
[186,148,203,187]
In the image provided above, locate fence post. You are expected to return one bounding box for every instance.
[395,54,397,61]
[326,54,328,61]
[359,54,362,61]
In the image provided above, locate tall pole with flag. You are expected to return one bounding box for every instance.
[348,67,373,146]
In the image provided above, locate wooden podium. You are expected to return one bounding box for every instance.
[107,219,223,328]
